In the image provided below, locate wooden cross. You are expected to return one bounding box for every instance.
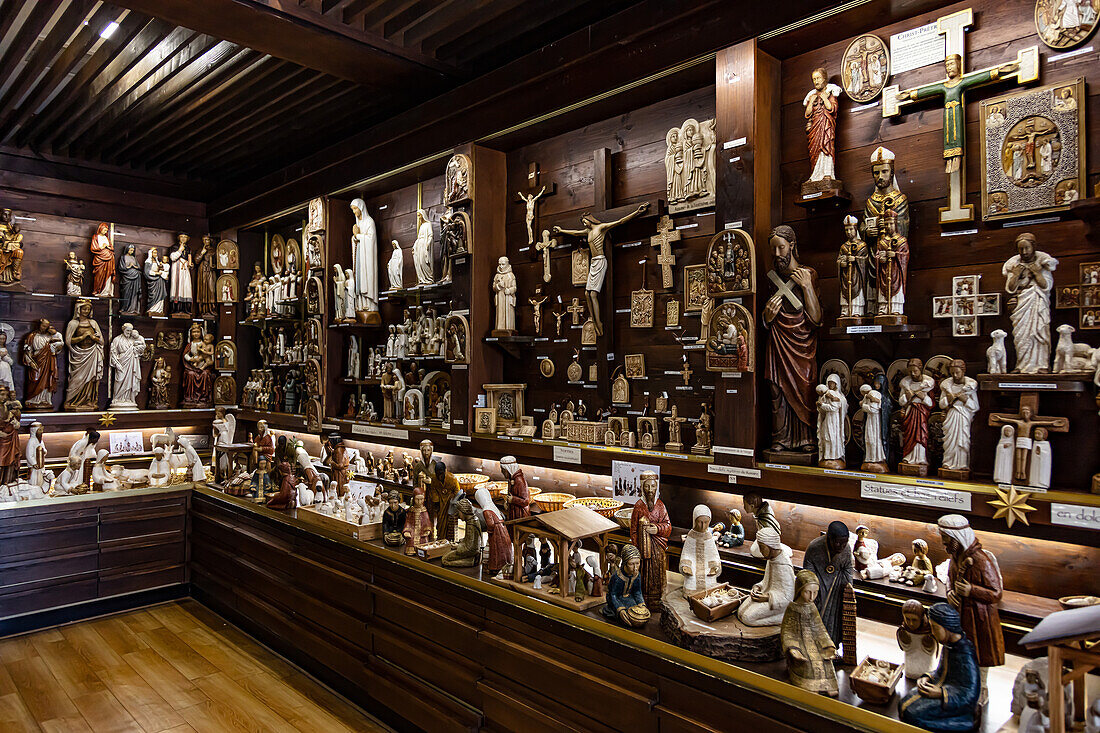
[650,215,681,289]
[988,394,1068,483]
[664,405,687,449]
[535,230,557,283]
[766,269,804,309]
[567,297,585,326]
[881,8,1039,224]
[679,357,693,387]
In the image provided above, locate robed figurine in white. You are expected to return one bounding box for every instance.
[491,257,517,335]
[109,323,145,411]
[859,384,887,472]
[1029,428,1052,489]
[332,265,348,322]
[737,527,795,627]
[938,359,979,477]
[413,210,434,285]
[343,268,356,322]
[387,240,403,290]
[350,199,379,322]
[816,374,846,469]
[680,504,721,595]
[1003,233,1057,373]
[993,425,1015,484]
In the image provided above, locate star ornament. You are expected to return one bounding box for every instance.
[988,486,1036,528]
[99,412,117,428]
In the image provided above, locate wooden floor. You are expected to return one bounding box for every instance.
[0,600,393,733]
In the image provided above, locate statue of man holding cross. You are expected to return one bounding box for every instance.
[763,225,821,457]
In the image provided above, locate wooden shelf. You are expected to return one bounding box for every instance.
[235,408,308,430]
[977,373,1092,392]
[483,334,533,357]
[18,408,215,432]
[327,322,382,330]
[826,323,929,338]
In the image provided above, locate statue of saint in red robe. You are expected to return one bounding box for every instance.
[630,471,671,610]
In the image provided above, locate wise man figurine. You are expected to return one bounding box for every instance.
[763,226,821,462]
[629,471,671,611]
[836,214,869,325]
[1003,232,1057,374]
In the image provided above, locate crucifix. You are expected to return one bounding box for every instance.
[664,404,687,451]
[535,229,557,283]
[631,259,654,328]
[882,8,1038,224]
[988,393,1068,483]
[520,163,557,245]
[552,308,566,336]
[679,356,693,387]
[650,215,681,289]
[567,297,586,326]
[766,269,804,309]
[528,286,548,335]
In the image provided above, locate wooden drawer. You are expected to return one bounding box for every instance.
[100,535,186,570]
[0,575,97,618]
[367,656,481,733]
[479,673,614,733]
[0,513,97,560]
[370,617,480,703]
[0,547,98,590]
[371,585,481,660]
[99,499,186,541]
[99,563,185,598]
[656,678,818,733]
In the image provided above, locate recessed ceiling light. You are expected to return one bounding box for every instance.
[100,22,119,39]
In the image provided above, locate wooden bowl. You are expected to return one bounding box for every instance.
[564,496,624,518]
[614,506,633,529]
[453,473,490,493]
[535,492,575,512]
[1059,595,1100,609]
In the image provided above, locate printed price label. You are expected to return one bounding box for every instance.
[553,445,582,464]
[861,480,971,511]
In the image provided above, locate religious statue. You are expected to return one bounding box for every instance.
[24,422,49,491]
[680,505,721,595]
[899,603,981,731]
[90,222,115,297]
[443,153,470,204]
[412,209,434,285]
[0,402,20,485]
[837,214,869,325]
[517,186,547,245]
[528,285,547,335]
[501,455,529,523]
[763,226,821,461]
[1003,232,1057,373]
[938,359,979,479]
[109,323,145,411]
[428,462,461,541]
[897,600,940,681]
[884,18,1037,223]
[601,544,650,627]
[179,323,214,408]
[988,398,1067,486]
[874,208,909,324]
[803,522,854,657]
[858,383,888,472]
[475,487,512,576]
[665,118,717,212]
[387,239,403,290]
[64,251,85,296]
[898,357,934,476]
[193,235,217,318]
[0,209,24,285]
[553,202,649,337]
[331,265,348,322]
[63,298,104,411]
[737,526,795,627]
[938,514,1005,699]
[148,357,171,410]
[402,487,433,554]
[743,491,782,536]
[782,569,840,696]
[629,470,670,610]
[381,491,406,546]
[491,256,517,335]
[143,248,167,316]
[116,244,142,315]
[441,497,483,568]
[350,198,380,323]
[716,508,744,548]
[169,234,194,318]
[802,67,844,196]
[815,373,846,469]
[439,208,469,262]
[863,146,910,255]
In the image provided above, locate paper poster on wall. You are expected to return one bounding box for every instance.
[109,431,145,456]
[611,460,660,503]
[889,21,946,74]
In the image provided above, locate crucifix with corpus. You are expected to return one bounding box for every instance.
[988,393,1067,485]
[882,8,1039,224]
[535,230,557,283]
[651,215,681,290]
[518,163,557,246]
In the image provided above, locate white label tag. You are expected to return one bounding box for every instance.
[712,445,755,457]
[447,434,471,443]
[351,424,409,440]
[553,445,582,464]
[861,480,972,511]
[998,382,1057,390]
[847,324,882,334]
[1050,502,1100,530]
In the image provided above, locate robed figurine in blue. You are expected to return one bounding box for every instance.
[601,544,650,627]
[900,602,981,732]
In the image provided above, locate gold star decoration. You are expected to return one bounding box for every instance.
[988,486,1036,528]
[99,412,117,428]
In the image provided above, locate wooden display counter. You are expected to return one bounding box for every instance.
[0,485,193,634]
[191,485,960,733]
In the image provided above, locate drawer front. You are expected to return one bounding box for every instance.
[100,536,186,570]
[0,576,97,618]
[99,502,186,542]
[99,563,186,598]
[0,517,97,560]
[0,548,99,590]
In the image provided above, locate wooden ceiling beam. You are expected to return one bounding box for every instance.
[110,0,459,85]
[382,0,453,43]
[16,12,158,149]
[151,69,330,170]
[320,0,357,15]
[108,54,284,165]
[60,31,217,157]
[85,45,261,161]
[0,1,111,144]
[0,0,69,97]
[422,0,528,59]
[354,0,419,32]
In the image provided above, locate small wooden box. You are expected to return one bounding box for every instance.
[687,583,746,622]
[415,540,451,561]
[298,506,382,542]
[850,657,904,705]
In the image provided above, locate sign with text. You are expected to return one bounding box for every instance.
[612,459,660,503]
[1050,502,1100,531]
[553,445,582,464]
[861,480,972,511]
[890,21,946,74]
